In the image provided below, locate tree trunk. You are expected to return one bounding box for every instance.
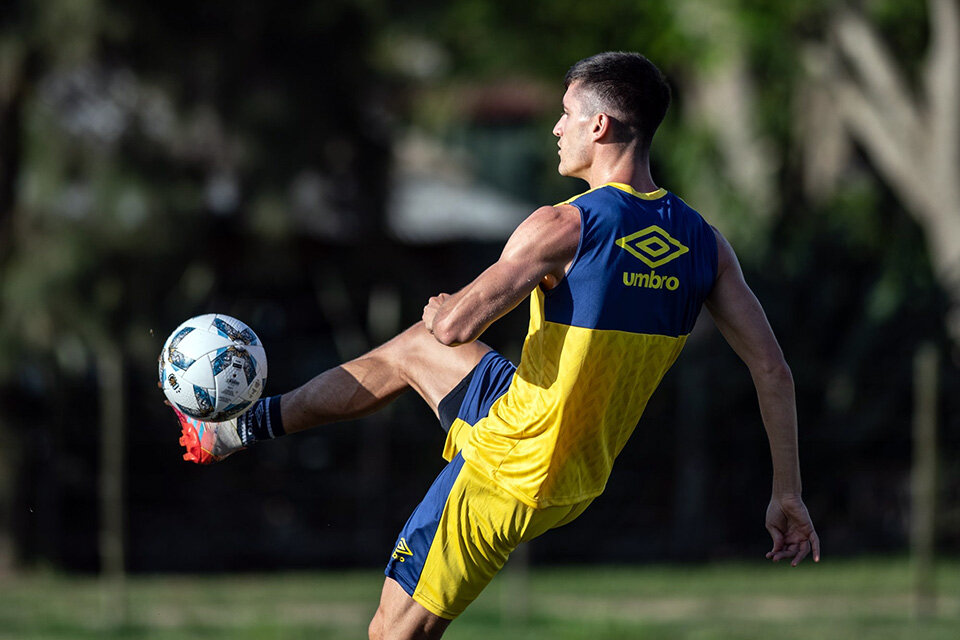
[96,338,127,625]
[911,343,938,619]
[803,0,960,343]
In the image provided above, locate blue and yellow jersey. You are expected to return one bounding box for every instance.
[445,183,718,508]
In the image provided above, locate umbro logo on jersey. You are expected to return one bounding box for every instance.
[623,270,680,291]
[392,538,413,563]
[615,225,689,268]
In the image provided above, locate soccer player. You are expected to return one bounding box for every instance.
[172,52,820,639]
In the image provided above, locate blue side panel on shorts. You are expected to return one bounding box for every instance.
[456,352,515,426]
[385,453,466,596]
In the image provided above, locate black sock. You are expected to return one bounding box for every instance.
[236,395,286,447]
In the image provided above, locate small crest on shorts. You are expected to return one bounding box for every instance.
[392,538,413,563]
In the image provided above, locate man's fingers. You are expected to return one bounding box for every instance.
[769,537,819,566]
[770,548,794,562]
[765,525,784,559]
[810,531,821,563]
[790,540,810,567]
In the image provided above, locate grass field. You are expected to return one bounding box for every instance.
[1,558,958,639]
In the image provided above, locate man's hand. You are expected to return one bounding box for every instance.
[765,495,821,566]
[420,205,580,347]
[422,293,451,336]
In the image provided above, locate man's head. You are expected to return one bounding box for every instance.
[559,51,671,151]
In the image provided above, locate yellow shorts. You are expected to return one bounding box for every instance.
[384,453,592,619]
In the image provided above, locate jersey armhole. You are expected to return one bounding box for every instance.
[541,203,585,295]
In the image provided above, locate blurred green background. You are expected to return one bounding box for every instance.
[0,0,958,635]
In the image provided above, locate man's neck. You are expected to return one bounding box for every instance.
[584,148,657,192]
[586,166,657,193]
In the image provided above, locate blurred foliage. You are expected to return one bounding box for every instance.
[0,0,956,573]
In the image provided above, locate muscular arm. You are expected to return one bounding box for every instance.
[424,205,581,346]
[706,229,800,495]
[705,228,820,565]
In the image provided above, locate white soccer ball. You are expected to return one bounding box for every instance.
[159,313,268,422]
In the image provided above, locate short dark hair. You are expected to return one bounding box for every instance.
[564,52,671,147]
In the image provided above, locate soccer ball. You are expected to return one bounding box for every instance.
[159,314,268,422]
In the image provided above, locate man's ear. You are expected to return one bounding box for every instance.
[592,112,611,141]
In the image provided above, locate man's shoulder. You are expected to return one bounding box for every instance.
[554,183,615,207]
[527,204,581,227]
[504,205,580,268]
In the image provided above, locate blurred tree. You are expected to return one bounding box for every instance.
[0,0,392,573]
[802,0,960,343]
[378,0,958,560]
[0,2,30,573]
[0,0,955,574]
[378,0,839,253]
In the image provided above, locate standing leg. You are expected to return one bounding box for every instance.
[368,577,451,640]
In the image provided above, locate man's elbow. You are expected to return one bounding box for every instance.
[751,355,793,386]
[431,319,474,347]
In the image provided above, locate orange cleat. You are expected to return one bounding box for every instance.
[173,405,245,464]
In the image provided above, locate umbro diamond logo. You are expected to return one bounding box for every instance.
[615,225,689,268]
[392,538,413,563]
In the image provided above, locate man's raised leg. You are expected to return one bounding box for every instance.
[175,321,492,463]
[279,321,491,434]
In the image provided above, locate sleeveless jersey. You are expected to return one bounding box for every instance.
[446,183,718,508]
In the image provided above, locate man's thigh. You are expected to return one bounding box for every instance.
[377,321,491,417]
[384,454,589,620]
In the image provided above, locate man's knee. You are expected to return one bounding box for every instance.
[369,322,432,378]
[368,610,383,640]
[366,320,489,416]
[373,321,430,357]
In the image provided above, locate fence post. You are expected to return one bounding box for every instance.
[911,342,938,619]
[97,337,127,627]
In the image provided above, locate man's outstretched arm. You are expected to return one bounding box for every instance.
[705,227,820,566]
